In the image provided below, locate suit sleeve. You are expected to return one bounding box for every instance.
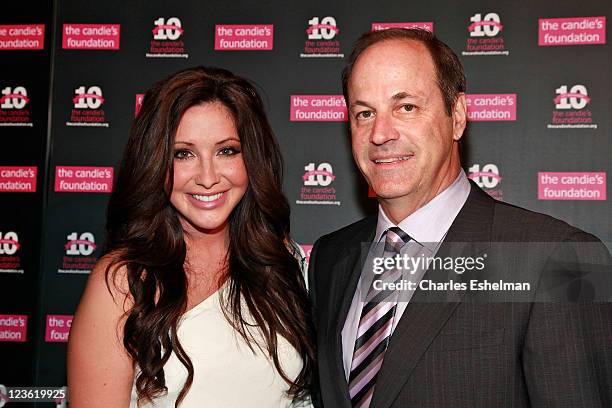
[522,232,612,406]
[307,239,324,408]
[308,239,321,321]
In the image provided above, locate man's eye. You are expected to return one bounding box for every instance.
[356,110,373,119]
[400,104,415,112]
[174,150,192,160]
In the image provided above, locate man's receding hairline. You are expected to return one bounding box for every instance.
[348,37,438,89]
[354,36,431,61]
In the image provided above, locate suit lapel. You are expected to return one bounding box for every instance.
[327,216,377,405]
[372,182,495,408]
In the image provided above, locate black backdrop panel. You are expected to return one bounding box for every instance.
[0,1,52,387]
[0,0,609,392]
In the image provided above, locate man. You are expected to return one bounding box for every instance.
[308,28,611,408]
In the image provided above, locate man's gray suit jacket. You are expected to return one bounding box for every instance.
[308,181,612,407]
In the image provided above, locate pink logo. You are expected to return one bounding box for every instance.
[302,170,336,181]
[539,16,606,46]
[0,93,29,106]
[152,24,184,36]
[0,24,44,50]
[464,13,507,55]
[0,238,20,250]
[468,163,503,200]
[549,84,595,129]
[45,315,73,342]
[0,166,36,192]
[54,166,113,193]
[64,239,96,251]
[215,24,273,50]
[371,22,434,32]
[298,163,339,205]
[538,172,606,200]
[135,93,145,117]
[300,244,313,263]
[72,93,104,104]
[148,18,188,57]
[0,314,27,342]
[306,24,339,35]
[290,95,347,122]
[466,94,516,121]
[553,92,590,105]
[468,171,503,182]
[468,21,503,32]
[62,24,120,50]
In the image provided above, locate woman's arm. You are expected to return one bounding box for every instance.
[67,256,135,407]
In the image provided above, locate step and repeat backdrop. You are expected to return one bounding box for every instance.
[1,2,53,388]
[1,0,610,396]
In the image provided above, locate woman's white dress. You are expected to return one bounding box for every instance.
[130,244,311,407]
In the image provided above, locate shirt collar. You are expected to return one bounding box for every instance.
[374,169,471,251]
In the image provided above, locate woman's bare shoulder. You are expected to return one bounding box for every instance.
[67,252,136,406]
[87,251,135,309]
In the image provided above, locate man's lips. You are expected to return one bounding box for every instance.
[371,155,414,164]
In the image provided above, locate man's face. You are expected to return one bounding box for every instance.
[348,39,466,220]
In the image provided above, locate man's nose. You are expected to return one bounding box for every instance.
[195,158,220,189]
[370,112,400,145]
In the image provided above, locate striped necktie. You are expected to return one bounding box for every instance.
[348,226,411,407]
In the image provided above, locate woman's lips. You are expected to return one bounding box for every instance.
[187,191,227,209]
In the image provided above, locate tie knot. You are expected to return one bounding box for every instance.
[384,227,410,254]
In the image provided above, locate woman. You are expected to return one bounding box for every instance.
[67,66,315,407]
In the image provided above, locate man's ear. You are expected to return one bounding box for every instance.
[452,93,467,141]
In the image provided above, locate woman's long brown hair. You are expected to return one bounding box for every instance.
[103,66,315,407]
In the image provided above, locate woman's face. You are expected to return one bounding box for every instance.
[170,102,248,236]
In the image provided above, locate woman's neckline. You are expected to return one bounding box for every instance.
[183,279,228,317]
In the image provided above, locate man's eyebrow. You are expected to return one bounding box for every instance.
[350,93,423,109]
[349,100,374,109]
[391,91,419,101]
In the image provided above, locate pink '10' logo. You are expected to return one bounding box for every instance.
[303,163,335,187]
[554,85,589,109]
[469,13,502,37]
[307,16,339,40]
[65,232,96,256]
[73,86,104,109]
[0,87,29,109]
[0,232,19,255]
[468,163,502,189]
[153,17,183,40]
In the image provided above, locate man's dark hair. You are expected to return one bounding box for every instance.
[342,28,466,116]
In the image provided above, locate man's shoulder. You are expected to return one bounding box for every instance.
[314,215,377,250]
[488,195,599,243]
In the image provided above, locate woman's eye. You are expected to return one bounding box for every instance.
[174,150,192,160]
[219,147,241,156]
